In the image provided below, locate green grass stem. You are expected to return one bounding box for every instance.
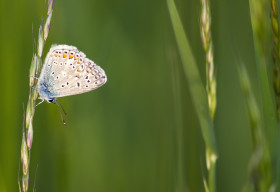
[167,0,218,191]
[271,0,280,120]
[19,1,54,191]
[249,0,279,190]
[238,64,273,192]
[270,0,280,190]
[201,0,216,120]
[249,0,277,155]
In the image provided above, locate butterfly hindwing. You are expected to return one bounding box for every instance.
[37,45,107,100]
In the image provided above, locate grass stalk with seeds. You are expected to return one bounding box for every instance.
[238,65,272,191]
[244,0,277,190]
[167,0,218,191]
[249,0,277,154]
[200,0,217,191]
[271,0,280,120]
[270,0,280,190]
[19,0,54,191]
[201,0,216,120]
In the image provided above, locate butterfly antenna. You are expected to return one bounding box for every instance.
[55,101,68,125]
[56,100,68,118]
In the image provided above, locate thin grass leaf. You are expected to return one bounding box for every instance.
[167,0,218,191]
[166,0,217,161]
[170,52,186,192]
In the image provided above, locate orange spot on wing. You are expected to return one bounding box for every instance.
[63,53,67,58]
[69,55,74,59]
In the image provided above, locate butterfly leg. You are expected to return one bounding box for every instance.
[35,99,44,107]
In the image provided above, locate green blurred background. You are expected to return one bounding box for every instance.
[0,0,259,191]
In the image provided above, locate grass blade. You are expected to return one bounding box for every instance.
[167,0,218,191]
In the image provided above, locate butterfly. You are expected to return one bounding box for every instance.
[37,44,107,104]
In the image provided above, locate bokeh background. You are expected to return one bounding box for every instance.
[0,0,260,191]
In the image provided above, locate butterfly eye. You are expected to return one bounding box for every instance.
[48,99,54,103]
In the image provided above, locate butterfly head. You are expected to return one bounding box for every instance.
[37,82,57,104]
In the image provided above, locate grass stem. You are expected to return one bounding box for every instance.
[167,0,218,191]
[20,1,54,191]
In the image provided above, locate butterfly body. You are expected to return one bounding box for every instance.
[37,45,107,103]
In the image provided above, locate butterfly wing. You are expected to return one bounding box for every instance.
[38,45,107,99]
